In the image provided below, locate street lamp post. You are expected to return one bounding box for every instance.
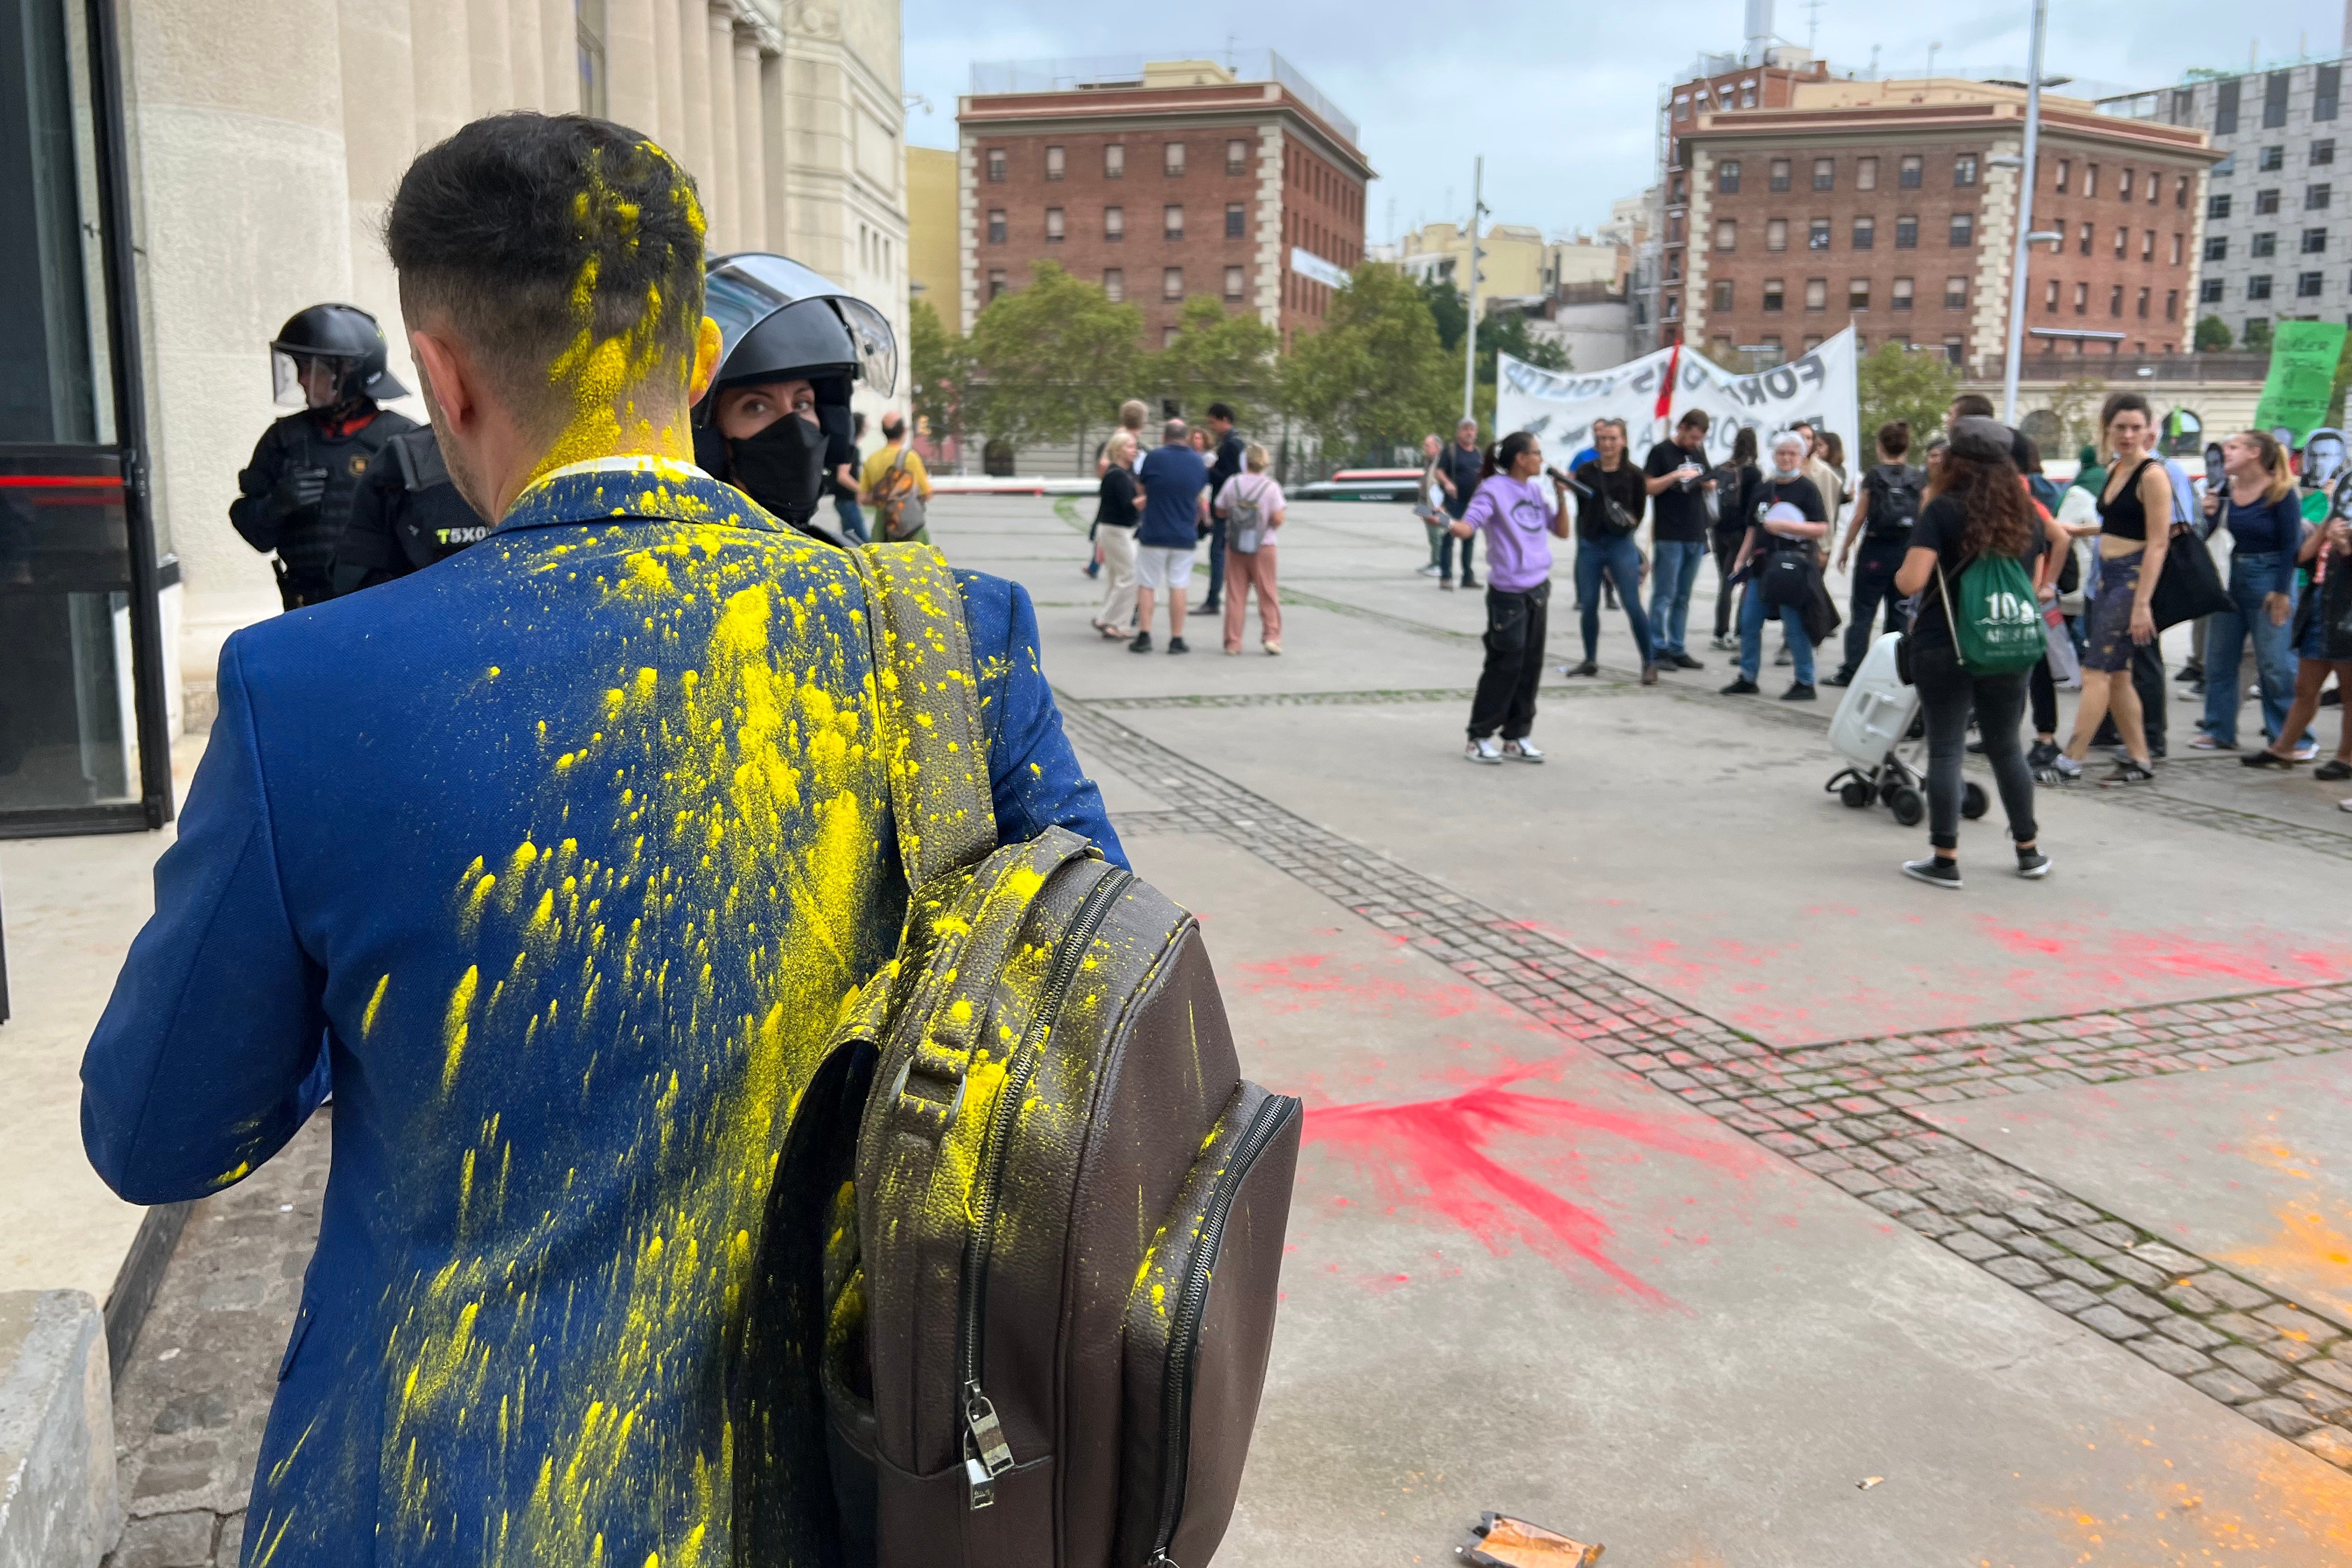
[1462,155,1485,425]
[2000,0,2050,424]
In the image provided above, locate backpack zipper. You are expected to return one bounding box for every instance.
[1147,1091,1292,1563]
[958,867,1132,1508]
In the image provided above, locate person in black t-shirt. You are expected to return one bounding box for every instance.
[1722,430,1828,698]
[1710,427,1761,647]
[1643,409,1716,670]
[1828,419,1926,685]
[1890,416,2067,888]
[1566,418,1659,682]
[1202,401,1245,611]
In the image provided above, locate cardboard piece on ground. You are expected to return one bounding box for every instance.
[1457,1512,1604,1567]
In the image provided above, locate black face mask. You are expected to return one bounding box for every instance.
[727,412,828,522]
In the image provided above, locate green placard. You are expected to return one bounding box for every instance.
[2252,320,2349,444]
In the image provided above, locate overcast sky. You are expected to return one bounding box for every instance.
[901,0,2347,242]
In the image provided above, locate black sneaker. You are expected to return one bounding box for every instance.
[2028,740,2060,768]
[1903,857,1964,890]
[1128,631,1153,653]
[1966,738,1987,754]
[2175,662,2203,684]
[2241,748,2295,769]
[2016,848,2053,879]
[1825,670,1854,687]
[1167,636,1190,655]
[1721,677,1760,695]
[1672,650,1705,670]
[1459,575,1479,589]
[1782,682,1817,702]
[1566,659,1599,677]
[2101,758,2157,787]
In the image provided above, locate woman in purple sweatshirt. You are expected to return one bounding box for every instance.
[1446,430,1573,762]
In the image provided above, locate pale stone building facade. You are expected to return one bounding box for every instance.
[117,0,908,687]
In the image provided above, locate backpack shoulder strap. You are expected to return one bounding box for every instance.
[850,542,996,894]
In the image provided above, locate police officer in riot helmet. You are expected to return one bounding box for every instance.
[694,253,896,544]
[328,427,492,596]
[229,304,418,608]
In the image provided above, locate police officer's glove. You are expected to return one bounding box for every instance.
[272,466,328,517]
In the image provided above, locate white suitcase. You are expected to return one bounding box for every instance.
[1827,632,1919,772]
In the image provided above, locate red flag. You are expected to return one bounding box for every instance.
[1655,335,1681,421]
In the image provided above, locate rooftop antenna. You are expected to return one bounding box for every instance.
[1804,0,1823,52]
[1868,43,1881,79]
[1926,40,1941,79]
[1224,32,1237,71]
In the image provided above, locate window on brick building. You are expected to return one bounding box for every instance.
[1102,268,1124,302]
[1804,333,1825,350]
[1849,277,1870,309]
[1853,215,1875,249]
[1950,212,1975,246]
[1759,333,1782,359]
[1955,154,1979,187]
[1944,276,1968,309]
[1044,206,1063,242]
[1105,144,1125,178]
[1943,336,1964,365]
[1226,139,1248,175]
[2172,232,2185,264]
[1899,155,1923,188]
[1104,205,1124,241]
[1766,218,1788,251]
[2137,285,2151,316]
[1164,204,1183,240]
[1716,219,1737,250]
[1895,215,1919,248]
[2164,288,2178,320]
[1164,142,1185,176]
[1224,265,1245,300]
[1809,218,1831,249]
[988,268,1006,299]
[2043,278,2059,312]
[986,209,1006,244]
[1719,159,1741,192]
[1891,276,1914,310]
[1713,279,1734,310]
[2176,173,2190,207]
[1163,267,1183,300]
[986,149,1006,182]
[1814,156,1835,190]
[1769,157,1791,191]
[2084,163,2099,197]
[1227,202,1246,239]
[1163,326,1181,347]
[1762,277,1784,311]
[1045,145,1065,180]
[2109,284,2123,316]
[2079,220,2093,254]
[1857,156,1878,190]
[2073,281,2088,313]
[2054,158,2071,192]
[2141,229,2155,260]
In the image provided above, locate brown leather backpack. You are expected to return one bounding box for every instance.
[733,544,1300,1568]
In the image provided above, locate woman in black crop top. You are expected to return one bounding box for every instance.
[2057,394,2174,785]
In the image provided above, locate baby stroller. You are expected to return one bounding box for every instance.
[1824,632,1987,827]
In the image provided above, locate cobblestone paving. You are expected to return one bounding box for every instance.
[1057,695,2352,1468]
[103,1114,329,1568]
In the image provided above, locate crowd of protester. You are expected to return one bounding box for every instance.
[1088,398,1283,657]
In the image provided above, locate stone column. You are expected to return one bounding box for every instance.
[508,0,544,109]
[468,0,512,113]
[601,0,658,132]
[408,0,474,145]
[649,0,684,153]
[702,9,738,252]
[337,0,418,392]
[733,38,766,249]
[675,0,712,216]
[123,0,355,624]
[540,0,575,112]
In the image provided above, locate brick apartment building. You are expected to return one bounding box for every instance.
[1677,82,2219,371]
[957,54,1371,351]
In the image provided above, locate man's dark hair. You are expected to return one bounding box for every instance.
[1949,392,1997,420]
[386,113,706,438]
[1677,409,1712,433]
[1206,401,1236,424]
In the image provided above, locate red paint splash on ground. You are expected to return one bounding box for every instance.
[1971,917,2352,991]
[1301,1063,1753,1303]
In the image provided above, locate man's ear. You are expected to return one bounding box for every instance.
[410,329,473,430]
[688,317,722,405]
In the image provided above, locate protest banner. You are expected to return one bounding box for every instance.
[2251,320,2348,445]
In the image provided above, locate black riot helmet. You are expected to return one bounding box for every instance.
[270,303,409,407]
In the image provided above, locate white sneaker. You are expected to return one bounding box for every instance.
[1466,736,1504,765]
[1502,738,1545,763]
[1417,564,1443,578]
[2291,738,2320,762]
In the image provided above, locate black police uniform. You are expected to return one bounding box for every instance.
[230,407,417,608]
[329,428,491,596]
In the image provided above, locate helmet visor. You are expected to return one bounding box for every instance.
[273,350,358,408]
[704,253,897,397]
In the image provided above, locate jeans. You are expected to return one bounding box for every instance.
[1710,533,1743,638]
[1738,580,1815,684]
[1469,581,1548,740]
[1648,538,1707,657]
[1915,646,2038,853]
[1440,521,1477,582]
[2200,552,2304,747]
[834,494,869,542]
[1575,535,1654,666]
[1840,537,1909,676]
[1202,516,1227,606]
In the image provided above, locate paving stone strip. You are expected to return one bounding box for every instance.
[1058,695,2352,1468]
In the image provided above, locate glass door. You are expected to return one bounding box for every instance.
[0,0,170,835]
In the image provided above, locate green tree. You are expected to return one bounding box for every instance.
[1416,274,1468,354]
[965,260,1142,452]
[2244,318,2275,351]
[1279,262,1457,464]
[2045,376,2109,452]
[1857,342,1961,441]
[906,296,975,455]
[2192,314,2233,352]
[1151,296,1279,428]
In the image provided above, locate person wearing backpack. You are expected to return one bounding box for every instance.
[1828,420,1923,686]
[1891,417,2054,888]
[1214,441,1286,654]
[861,411,932,542]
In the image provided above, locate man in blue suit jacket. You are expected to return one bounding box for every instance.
[81,114,1121,1566]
